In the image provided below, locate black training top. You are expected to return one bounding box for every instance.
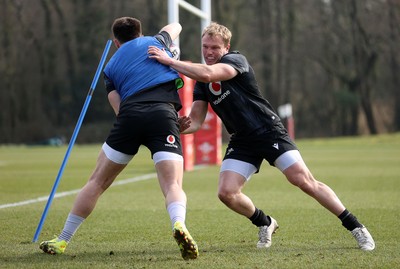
[193,51,282,136]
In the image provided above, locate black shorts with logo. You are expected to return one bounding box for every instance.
[106,102,182,157]
[223,124,298,172]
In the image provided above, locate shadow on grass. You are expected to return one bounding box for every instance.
[1,247,199,267]
[0,239,374,269]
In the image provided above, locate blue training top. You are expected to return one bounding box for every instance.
[103,34,179,102]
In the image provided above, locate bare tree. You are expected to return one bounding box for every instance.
[388,0,400,131]
[0,0,398,143]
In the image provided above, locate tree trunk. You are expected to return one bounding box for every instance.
[388,0,400,131]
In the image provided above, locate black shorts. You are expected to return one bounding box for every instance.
[106,102,182,157]
[223,127,298,172]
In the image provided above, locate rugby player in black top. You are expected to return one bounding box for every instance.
[148,22,375,251]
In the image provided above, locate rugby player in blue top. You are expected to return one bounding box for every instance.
[39,17,198,260]
[148,22,375,251]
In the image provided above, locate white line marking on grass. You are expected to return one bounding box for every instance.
[0,173,157,209]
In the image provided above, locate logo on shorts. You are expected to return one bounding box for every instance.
[167,135,175,144]
[272,143,279,150]
[226,147,234,156]
[165,135,178,148]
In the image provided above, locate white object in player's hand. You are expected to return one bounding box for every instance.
[169,44,180,60]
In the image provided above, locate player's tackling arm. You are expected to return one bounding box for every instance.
[148,46,238,82]
[171,61,236,83]
[180,101,208,134]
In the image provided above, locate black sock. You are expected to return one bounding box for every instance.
[338,209,363,231]
[249,208,271,227]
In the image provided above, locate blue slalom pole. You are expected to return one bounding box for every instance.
[32,40,112,243]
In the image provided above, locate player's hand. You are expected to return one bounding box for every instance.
[148,46,173,65]
[178,116,191,133]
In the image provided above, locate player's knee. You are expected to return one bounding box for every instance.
[291,174,317,195]
[217,189,235,204]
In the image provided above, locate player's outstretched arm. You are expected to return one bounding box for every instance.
[148,46,237,83]
[159,22,182,41]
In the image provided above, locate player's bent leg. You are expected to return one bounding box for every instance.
[219,160,278,248]
[277,150,375,250]
[277,151,348,218]
[40,147,129,255]
[218,160,257,217]
[153,151,198,259]
[71,149,127,217]
[218,170,255,217]
[153,151,185,204]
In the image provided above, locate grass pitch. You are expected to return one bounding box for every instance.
[0,134,399,268]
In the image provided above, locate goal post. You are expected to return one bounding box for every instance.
[168,0,211,48]
[168,0,222,170]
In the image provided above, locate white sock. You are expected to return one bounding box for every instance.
[167,201,186,229]
[58,213,85,243]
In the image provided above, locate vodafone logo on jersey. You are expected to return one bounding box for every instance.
[209,81,231,105]
[208,82,222,95]
[165,135,178,148]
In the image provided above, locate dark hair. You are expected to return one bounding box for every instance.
[112,17,142,43]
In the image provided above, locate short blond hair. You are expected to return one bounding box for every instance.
[202,22,232,47]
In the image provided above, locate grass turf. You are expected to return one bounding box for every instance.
[0,133,399,268]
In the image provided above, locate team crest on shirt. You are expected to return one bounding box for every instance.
[165,135,178,148]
